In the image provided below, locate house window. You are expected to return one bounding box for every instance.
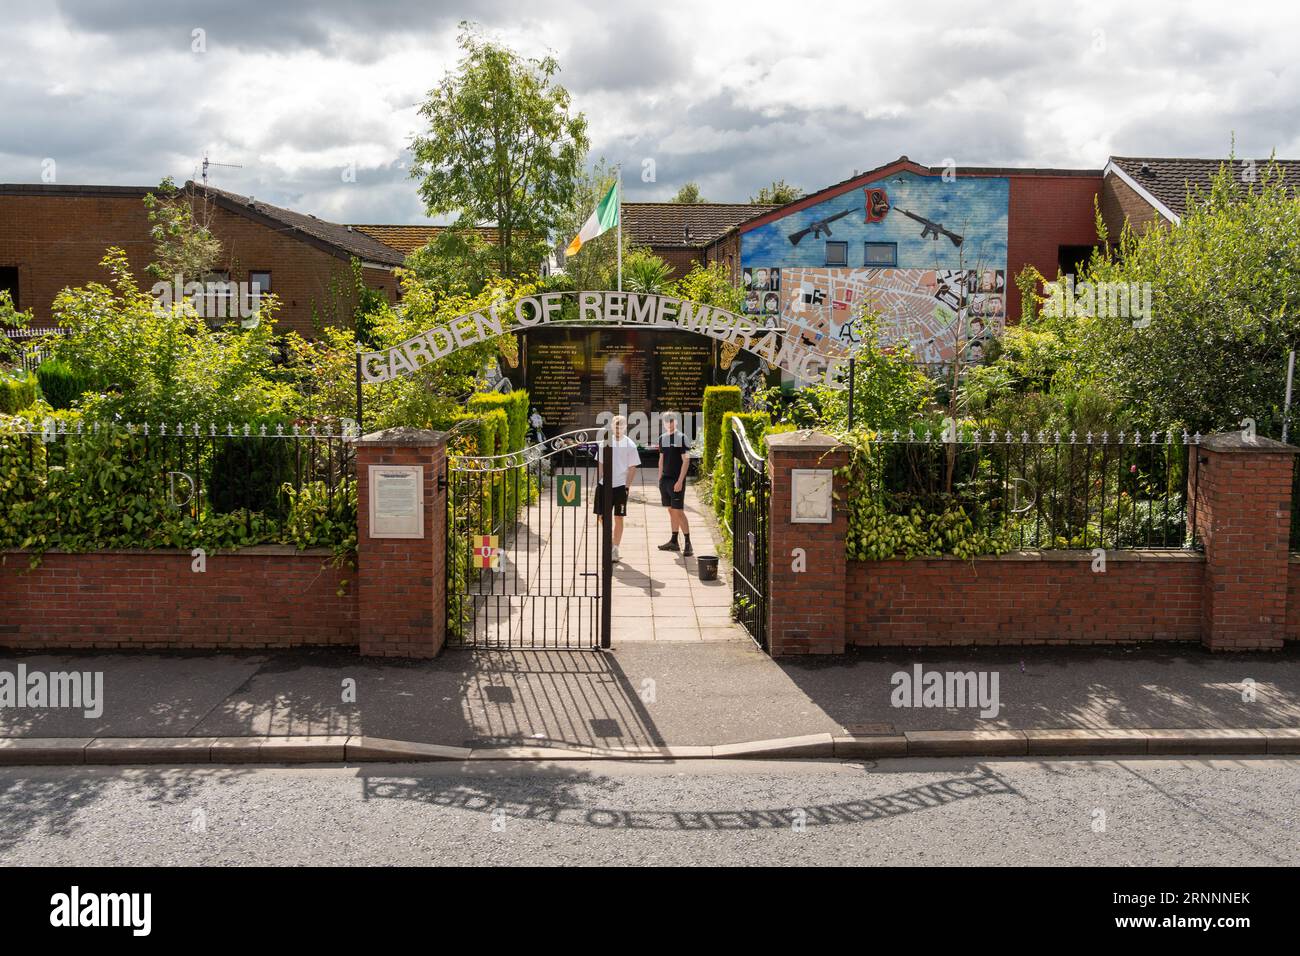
[825,241,848,267]
[0,266,18,308]
[864,242,898,267]
[249,271,272,294]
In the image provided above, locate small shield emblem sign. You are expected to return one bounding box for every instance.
[472,535,499,569]
[556,474,581,507]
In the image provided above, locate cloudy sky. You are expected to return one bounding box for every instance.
[2,0,1296,224]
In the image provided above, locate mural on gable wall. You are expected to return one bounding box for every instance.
[739,172,1009,363]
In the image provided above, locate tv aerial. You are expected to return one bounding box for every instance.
[201,152,243,186]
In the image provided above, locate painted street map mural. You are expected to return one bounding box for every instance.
[740,171,1009,363]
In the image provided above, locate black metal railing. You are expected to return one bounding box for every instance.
[1,327,67,372]
[1291,457,1300,551]
[858,427,1198,551]
[445,429,600,649]
[0,419,355,543]
[730,417,768,650]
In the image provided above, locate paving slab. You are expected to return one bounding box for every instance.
[4,631,1300,752]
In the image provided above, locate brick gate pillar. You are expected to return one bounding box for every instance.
[355,427,447,658]
[1192,431,1299,652]
[765,430,849,655]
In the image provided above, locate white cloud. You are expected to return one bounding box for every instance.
[0,0,1295,220]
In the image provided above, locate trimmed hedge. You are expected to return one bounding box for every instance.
[712,411,770,530]
[467,390,529,453]
[35,359,92,411]
[701,385,742,474]
[0,372,38,414]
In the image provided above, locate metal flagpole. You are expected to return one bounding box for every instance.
[1284,349,1296,443]
[354,343,364,435]
[616,164,623,293]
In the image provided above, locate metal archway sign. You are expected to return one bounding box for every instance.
[358,290,851,390]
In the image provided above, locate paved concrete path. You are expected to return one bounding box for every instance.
[460,470,747,646]
[3,644,1298,749]
[610,470,745,643]
[3,757,1297,865]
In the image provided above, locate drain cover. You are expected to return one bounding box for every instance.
[588,718,622,738]
[484,686,515,704]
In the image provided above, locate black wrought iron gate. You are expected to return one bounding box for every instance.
[445,430,613,649]
[730,418,769,651]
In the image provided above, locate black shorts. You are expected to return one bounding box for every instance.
[593,483,629,516]
[659,476,685,509]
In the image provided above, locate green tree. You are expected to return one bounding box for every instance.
[410,24,589,279]
[50,249,290,423]
[1075,160,1300,435]
[673,261,744,312]
[143,177,222,284]
[751,179,803,204]
[974,160,1300,438]
[405,224,499,300]
[670,182,705,203]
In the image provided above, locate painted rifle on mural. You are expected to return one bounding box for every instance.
[358,291,851,389]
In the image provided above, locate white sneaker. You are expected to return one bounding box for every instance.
[611,545,620,561]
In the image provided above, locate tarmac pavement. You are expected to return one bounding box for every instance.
[2,643,1298,750]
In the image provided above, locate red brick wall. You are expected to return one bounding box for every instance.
[1005,174,1102,322]
[1192,436,1296,650]
[0,547,356,650]
[355,430,448,658]
[651,246,705,280]
[704,233,740,284]
[1099,171,1169,240]
[846,552,1204,646]
[766,433,848,655]
[0,188,396,337]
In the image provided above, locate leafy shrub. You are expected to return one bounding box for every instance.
[0,373,38,413]
[208,423,294,518]
[712,410,770,528]
[36,359,92,410]
[0,415,356,561]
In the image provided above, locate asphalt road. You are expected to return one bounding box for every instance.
[1,757,1297,866]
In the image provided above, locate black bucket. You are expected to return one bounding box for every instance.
[696,555,719,582]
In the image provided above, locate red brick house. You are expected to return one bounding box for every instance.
[0,182,405,338]
[619,202,780,280]
[1100,156,1300,237]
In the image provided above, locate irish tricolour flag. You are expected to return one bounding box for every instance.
[565,181,619,257]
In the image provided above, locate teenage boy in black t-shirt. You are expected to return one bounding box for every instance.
[656,411,692,556]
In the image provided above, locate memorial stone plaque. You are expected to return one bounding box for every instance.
[368,465,424,538]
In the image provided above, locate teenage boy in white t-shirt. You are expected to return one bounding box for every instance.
[594,415,639,562]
